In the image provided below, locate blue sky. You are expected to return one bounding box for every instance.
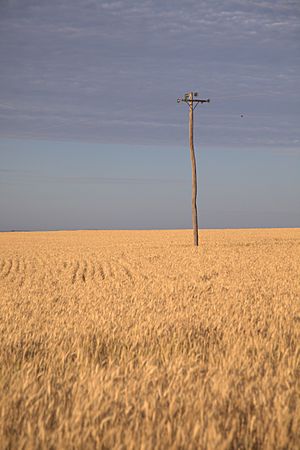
[0,0,299,230]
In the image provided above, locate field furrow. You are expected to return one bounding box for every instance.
[71,261,80,285]
[97,262,106,281]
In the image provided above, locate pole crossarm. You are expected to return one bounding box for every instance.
[177,99,210,103]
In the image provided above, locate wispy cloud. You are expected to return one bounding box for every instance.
[0,169,186,185]
[0,0,299,148]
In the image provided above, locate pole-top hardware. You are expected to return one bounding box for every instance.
[177,93,210,111]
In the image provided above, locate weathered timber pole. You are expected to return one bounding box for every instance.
[177,92,210,246]
[189,92,199,246]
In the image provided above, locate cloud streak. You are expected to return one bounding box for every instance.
[0,0,299,149]
[0,169,186,185]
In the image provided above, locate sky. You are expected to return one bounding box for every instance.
[0,0,299,230]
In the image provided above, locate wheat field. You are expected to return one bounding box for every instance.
[0,228,299,449]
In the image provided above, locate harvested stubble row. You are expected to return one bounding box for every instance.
[0,228,299,449]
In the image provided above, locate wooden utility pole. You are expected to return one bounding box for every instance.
[177,92,210,246]
[189,92,198,246]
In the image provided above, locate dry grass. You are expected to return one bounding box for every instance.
[0,228,299,450]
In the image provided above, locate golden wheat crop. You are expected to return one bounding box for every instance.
[0,228,299,449]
